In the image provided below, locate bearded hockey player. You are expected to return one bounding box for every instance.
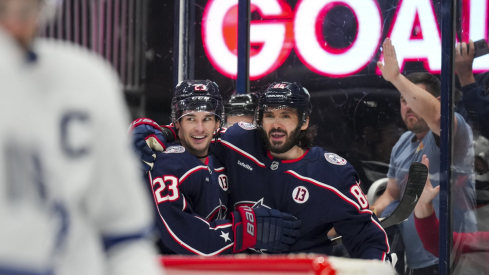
[210,82,390,259]
[133,81,390,260]
[0,0,163,274]
[132,80,301,255]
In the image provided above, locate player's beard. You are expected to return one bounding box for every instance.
[262,127,299,154]
[404,115,429,134]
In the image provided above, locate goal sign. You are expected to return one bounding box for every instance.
[202,0,489,80]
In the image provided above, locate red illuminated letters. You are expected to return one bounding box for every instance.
[295,0,382,77]
[386,0,441,73]
[202,0,293,80]
[202,0,489,80]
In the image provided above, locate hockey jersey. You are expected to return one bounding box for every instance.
[0,34,163,275]
[149,143,235,255]
[211,122,390,260]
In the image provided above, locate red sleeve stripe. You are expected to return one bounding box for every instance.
[219,139,266,168]
[285,170,390,255]
[285,170,364,211]
[179,166,208,184]
[371,217,390,254]
[148,170,234,255]
[155,206,234,255]
[214,167,225,172]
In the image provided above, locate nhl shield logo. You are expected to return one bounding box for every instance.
[324,153,347,165]
[270,161,279,170]
[238,121,256,130]
[164,146,185,154]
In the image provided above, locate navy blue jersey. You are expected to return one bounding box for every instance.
[148,143,234,255]
[211,122,390,260]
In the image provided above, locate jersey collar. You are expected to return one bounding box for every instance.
[266,149,310,163]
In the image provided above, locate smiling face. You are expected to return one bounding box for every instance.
[260,107,308,154]
[175,111,220,157]
[400,83,430,134]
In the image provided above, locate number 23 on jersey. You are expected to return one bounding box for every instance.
[152,176,180,203]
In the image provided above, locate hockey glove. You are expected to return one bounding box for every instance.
[129,118,170,171]
[231,206,301,253]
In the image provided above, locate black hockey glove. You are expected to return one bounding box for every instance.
[128,118,176,171]
[231,206,301,253]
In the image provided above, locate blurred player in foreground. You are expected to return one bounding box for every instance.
[131,80,300,255]
[0,0,164,274]
[224,93,259,127]
[133,82,390,260]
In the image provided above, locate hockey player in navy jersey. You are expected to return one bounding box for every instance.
[132,80,301,255]
[133,81,389,260]
[224,93,259,127]
[212,82,390,259]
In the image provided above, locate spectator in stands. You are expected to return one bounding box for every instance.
[373,38,477,275]
[414,155,489,273]
[455,40,489,236]
[455,40,489,139]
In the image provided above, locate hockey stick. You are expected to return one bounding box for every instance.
[330,162,428,246]
[379,161,428,228]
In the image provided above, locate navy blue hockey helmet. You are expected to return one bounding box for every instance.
[254,82,312,127]
[224,93,259,119]
[171,80,224,125]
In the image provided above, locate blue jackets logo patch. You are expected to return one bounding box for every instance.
[325,153,347,165]
[238,121,256,130]
[164,146,185,154]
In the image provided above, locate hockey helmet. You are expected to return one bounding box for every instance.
[224,93,259,118]
[171,80,224,125]
[254,82,312,127]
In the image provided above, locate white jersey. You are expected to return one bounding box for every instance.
[0,32,164,275]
